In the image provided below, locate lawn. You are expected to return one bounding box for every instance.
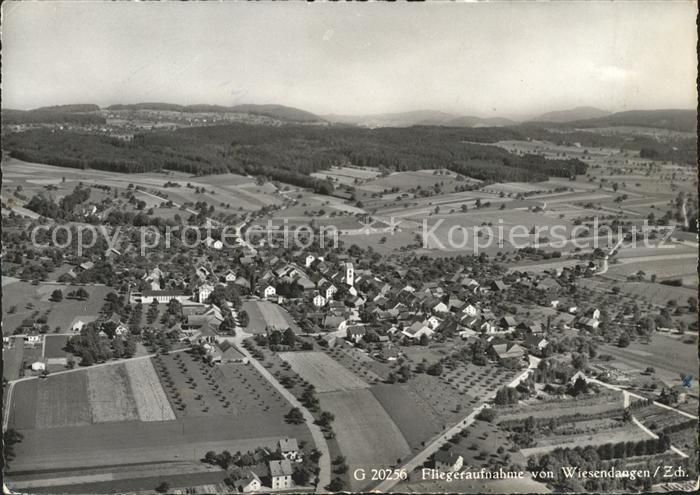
[242,300,300,334]
[2,281,114,334]
[278,351,369,393]
[43,335,70,359]
[3,338,24,381]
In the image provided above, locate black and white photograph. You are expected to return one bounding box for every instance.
[1,1,698,494]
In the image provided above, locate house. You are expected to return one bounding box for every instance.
[569,370,589,386]
[223,269,237,283]
[491,343,526,364]
[25,335,42,344]
[319,281,337,301]
[31,361,46,372]
[460,277,480,292]
[479,320,497,334]
[262,284,277,299]
[434,449,463,472]
[322,315,347,332]
[577,317,599,330]
[462,304,479,317]
[322,333,337,348]
[346,325,367,343]
[430,300,449,315]
[208,341,249,364]
[233,471,261,493]
[195,284,214,303]
[490,280,508,292]
[234,276,252,291]
[402,320,434,340]
[312,293,327,308]
[278,437,300,461]
[136,289,189,304]
[525,335,549,354]
[499,316,517,331]
[305,254,316,268]
[268,459,293,490]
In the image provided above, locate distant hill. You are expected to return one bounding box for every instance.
[568,109,697,133]
[531,106,610,123]
[2,104,104,125]
[447,115,516,127]
[323,110,515,128]
[106,103,324,123]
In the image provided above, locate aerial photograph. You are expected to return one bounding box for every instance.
[1,1,698,494]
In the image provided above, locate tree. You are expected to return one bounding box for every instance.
[617,332,630,347]
[238,310,249,327]
[75,287,89,300]
[327,478,345,491]
[155,482,169,493]
[50,289,63,302]
[285,407,304,424]
[282,328,296,347]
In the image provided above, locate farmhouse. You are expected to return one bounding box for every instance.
[269,459,293,490]
[234,471,262,493]
[209,341,249,364]
[434,449,463,472]
[278,437,300,461]
[491,343,526,364]
[402,320,434,340]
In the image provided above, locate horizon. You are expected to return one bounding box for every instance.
[1,1,697,117]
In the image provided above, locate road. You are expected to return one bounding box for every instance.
[371,365,535,493]
[591,378,698,420]
[233,336,331,493]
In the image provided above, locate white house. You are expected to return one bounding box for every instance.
[234,471,261,493]
[31,361,46,372]
[196,284,214,303]
[305,255,316,268]
[25,335,42,344]
[269,460,293,490]
[312,293,327,308]
[402,321,434,340]
[462,304,479,317]
[262,284,277,299]
[224,270,237,283]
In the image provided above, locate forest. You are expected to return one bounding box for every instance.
[3,124,589,188]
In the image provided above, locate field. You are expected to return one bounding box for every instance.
[151,351,288,417]
[43,335,70,359]
[242,300,300,334]
[1,157,283,214]
[598,333,698,391]
[318,388,411,491]
[278,351,370,393]
[125,359,176,421]
[8,358,175,429]
[6,353,312,484]
[1,279,113,334]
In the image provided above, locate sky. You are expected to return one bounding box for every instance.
[1,1,697,118]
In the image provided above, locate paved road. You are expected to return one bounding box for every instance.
[371,366,534,493]
[233,340,331,493]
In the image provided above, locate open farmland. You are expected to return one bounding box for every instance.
[279,351,370,392]
[598,333,698,390]
[125,358,176,421]
[6,353,312,477]
[86,365,139,423]
[319,388,411,491]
